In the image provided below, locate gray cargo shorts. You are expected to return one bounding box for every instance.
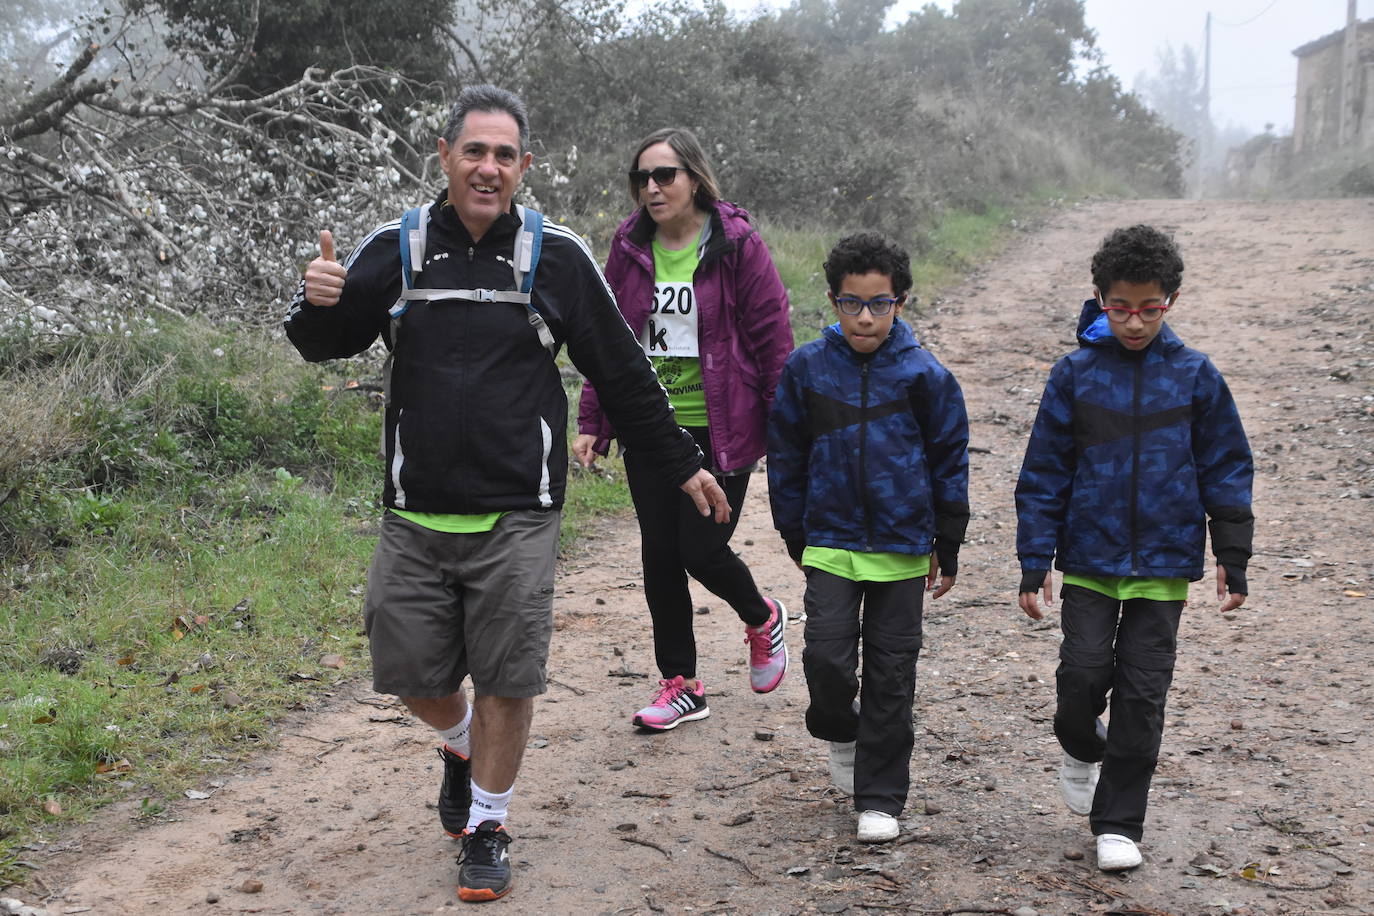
[362,509,559,698]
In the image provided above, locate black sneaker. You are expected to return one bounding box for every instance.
[457,820,513,902]
[438,746,471,839]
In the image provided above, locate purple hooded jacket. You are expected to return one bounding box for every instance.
[578,200,793,474]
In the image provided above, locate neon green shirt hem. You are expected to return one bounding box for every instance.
[390,508,506,533]
[802,546,931,582]
[1062,573,1189,601]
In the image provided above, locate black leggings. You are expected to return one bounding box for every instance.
[623,426,769,679]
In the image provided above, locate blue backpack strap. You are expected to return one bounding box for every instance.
[391,205,425,321]
[518,207,543,295]
[513,206,555,353]
[398,206,421,290]
[384,204,426,408]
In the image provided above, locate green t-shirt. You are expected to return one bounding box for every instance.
[802,547,931,582]
[389,508,506,533]
[645,237,706,427]
[1062,573,1189,601]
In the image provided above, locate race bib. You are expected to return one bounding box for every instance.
[640,281,699,357]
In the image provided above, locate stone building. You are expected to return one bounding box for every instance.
[1292,17,1374,154]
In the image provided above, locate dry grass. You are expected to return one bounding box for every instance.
[0,342,171,494]
[0,365,81,492]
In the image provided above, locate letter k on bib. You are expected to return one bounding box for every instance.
[641,281,698,357]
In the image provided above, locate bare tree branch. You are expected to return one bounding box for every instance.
[444,27,487,83]
[61,126,185,261]
[2,41,102,129]
[206,0,262,95]
[2,14,436,335]
[6,78,116,142]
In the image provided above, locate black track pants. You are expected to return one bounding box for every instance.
[802,568,924,816]
[1054,583,1183,842]
[623,426,769,680]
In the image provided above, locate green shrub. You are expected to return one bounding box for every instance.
[67,493,134,534]
[70,397,187,490]
[0,320,384,566]
[1338,164,1374,197]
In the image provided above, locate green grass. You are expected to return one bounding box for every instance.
[0,469,376,880]
[0,324,635,884]
[764,224,833,344]
[0,323,391,882]
[763,195,1035,345]
[911,203,1012,295]
[561,381,633,552]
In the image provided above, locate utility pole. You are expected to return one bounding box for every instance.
[1198,11,1212,198]
[1339,0,1357,146]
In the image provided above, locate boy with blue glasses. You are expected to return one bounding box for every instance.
[768,232,969,843]
[1016,224,1253,871]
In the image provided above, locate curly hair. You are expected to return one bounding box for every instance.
[823,232,913,298]
[1090,225,1184,296]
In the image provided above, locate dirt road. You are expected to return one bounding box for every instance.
[12,198,1374,915]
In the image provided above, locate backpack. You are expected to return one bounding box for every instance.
[382,201,556,404]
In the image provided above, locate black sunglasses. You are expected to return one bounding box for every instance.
[629,166,689,189]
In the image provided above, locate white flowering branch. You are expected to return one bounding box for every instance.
[0,10,434,335]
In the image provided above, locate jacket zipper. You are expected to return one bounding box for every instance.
[1129,357,1142,573]
[859,360,874,549]
[691,254,717,470]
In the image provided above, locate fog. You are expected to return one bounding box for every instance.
[725,0,1374,137]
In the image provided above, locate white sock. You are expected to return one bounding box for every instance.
[438,706,472,758]
[467,781,513,830]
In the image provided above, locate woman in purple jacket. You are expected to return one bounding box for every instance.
[574,127,794,732]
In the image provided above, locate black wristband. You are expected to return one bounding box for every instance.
[1019,569,1049,595]
[933,540,959,578]
[1221,564,1248,596]
[1209,513,1253,569]
[934,502,971,547]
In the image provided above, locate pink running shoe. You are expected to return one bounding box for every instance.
[632,676,710,731]
[745,597,789,693]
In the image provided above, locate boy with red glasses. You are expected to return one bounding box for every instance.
[1015,224,1254,872]
[768,232,969,844]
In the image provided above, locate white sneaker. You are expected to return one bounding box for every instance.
[828,740,856,795]
[1096,833,1142,871]
[1059,753,1100,815]
[857,810,899,843]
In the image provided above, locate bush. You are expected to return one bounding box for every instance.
[0,321,384,564]
[1338,164,1374,197]
[500,0,1182,241]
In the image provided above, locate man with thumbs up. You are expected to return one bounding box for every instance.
[284,84,730,903]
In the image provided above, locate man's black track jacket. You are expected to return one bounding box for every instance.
[284,194,702,513]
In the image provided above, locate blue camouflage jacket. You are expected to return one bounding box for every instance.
[1015,300,1254,583]
[768,319,970,567]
